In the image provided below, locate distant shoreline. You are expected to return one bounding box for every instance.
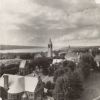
[0,48,47,54]
[0,45,46,50]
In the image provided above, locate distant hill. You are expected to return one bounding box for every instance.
[60,46,100,52]
[0,45,45,50]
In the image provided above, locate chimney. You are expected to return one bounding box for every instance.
[38,75,42,83]
[3,75,9,91]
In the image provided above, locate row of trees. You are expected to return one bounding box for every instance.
[44,53,97,100]
[0,63,19,76]
[52,61,83,100]
[30,57,53,75]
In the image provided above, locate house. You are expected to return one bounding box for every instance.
[0,74,44,100]
[19,60,30,76]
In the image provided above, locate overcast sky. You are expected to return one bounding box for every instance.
[0,0,100,48]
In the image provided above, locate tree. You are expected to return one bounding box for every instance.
[32,57,53,75]
[63,61,76,72]
[53,72,83,100]
[80,53,96,70]
[48,65,55,76]
[53,59,84,100]
[53,67,65,82]
[78,61,91,79]
[45,81,55,97]
[68,72,83,100]
[53,74,69,100]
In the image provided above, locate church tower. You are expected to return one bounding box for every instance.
[48,39,53,57]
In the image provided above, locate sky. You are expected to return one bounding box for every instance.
[0,0,100,48]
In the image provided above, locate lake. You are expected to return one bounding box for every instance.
[0,48,47,53]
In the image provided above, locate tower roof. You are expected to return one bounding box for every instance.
[49,38,52,44]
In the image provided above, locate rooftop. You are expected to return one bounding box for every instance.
[19,60,27,68]
[0,74,38,93]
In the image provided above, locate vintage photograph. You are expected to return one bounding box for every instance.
[0,0,100,100]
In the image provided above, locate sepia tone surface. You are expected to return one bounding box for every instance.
[0,0,100,100]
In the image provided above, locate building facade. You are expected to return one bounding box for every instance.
[0,74,44,100]
[19,60,30,76]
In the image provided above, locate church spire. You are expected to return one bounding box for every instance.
[48,38,53,57]
[68,40,70,49]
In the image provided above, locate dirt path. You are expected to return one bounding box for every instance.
[80,71,100,100]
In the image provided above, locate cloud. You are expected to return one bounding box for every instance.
[0,0,100,47]
[53,27,100,47]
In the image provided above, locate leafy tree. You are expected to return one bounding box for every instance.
[31,57,53,75]
[48,65,55,76]
[63,60,76,72]
[45,81,55,90]
[80,53,96,70]
[53,72,83,100]
[53,68,65,82]
[45,81,55,97]
[78,62,91,79]
[68,72,83,100]
[53,74,69,100]
[53,61,76,82]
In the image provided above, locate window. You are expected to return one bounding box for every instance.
[29,93,34,97]
[8,94,17,100]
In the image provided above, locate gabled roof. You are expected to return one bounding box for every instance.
[25,76,38,92]
[8,77,25,93]
[0,74,39,93]
[19,60,27,68]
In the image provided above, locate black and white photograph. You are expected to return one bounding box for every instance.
[0,0,100,100]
